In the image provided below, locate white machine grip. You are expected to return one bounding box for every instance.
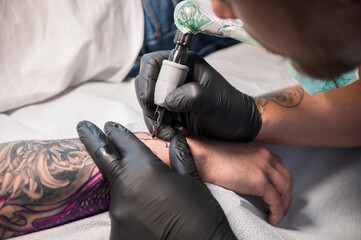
[154,60,189,107]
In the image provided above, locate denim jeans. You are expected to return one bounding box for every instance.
[127,0,238,77]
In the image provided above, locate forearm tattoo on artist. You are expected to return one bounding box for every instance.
[254,86,304,114]
[0,133,168,238]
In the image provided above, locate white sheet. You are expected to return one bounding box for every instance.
[0,0,143,113]
[5,44,360,240]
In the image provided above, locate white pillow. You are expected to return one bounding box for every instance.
[0,0,144,112]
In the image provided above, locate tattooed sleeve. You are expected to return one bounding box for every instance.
[0,133,168,238]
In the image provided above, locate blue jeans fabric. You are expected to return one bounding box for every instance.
[127,0,238,77]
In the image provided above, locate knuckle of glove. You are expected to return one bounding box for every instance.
[187,52,208,67]
[137,52,170,106]
[185,83,207,112]
[136,75,155,108]
[135,76,148,107]
[187,83,204,105]
[109,202,128,224]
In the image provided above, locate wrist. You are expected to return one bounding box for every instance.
[185,137,209,177]
[253,97,272,143]
[253,100,277,143]
[243,95,262,141]
[255,116,272,143]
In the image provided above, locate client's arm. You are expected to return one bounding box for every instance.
[0,132,292,238]
[0,133,169,238]
[255,69,361,147]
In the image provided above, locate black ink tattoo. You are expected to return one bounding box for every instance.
[0,139,110,238]
[0,133,169,238]
[255,86,304,115]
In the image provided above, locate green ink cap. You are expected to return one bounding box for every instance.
[174,0,212,34]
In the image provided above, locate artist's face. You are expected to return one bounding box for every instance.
[211,0,361,78]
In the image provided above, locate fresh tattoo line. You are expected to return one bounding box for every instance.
[0,133,167,238]
[255,86,304,115]
[135,132,170,148]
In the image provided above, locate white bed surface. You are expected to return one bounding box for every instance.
[4,44,360,240]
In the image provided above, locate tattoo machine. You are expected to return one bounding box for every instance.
[152,31,195,138]
[152,0,249,138]
[152,0,256,137]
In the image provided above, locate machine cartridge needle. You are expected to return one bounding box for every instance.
[152,106,165,138]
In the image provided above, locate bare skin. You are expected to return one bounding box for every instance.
[187,137,292,226]
[255,80,361,147]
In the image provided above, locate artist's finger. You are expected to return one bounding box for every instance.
[165,82,209,114]
[77,120,120,183]
[187,52,217,85]
[135,51,171,106]
[169,135,203,185]
[104,121,153,158]
[262,183,284,225]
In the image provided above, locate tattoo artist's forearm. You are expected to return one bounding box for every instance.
[254,86,306,145]
[254,86,304,115]
[255,80,361,146]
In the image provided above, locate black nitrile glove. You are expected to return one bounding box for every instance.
[77,120,236,240]
[135,51,262,142]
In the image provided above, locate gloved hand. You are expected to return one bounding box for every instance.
[135,51,262,142]
[77,120,236,240]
